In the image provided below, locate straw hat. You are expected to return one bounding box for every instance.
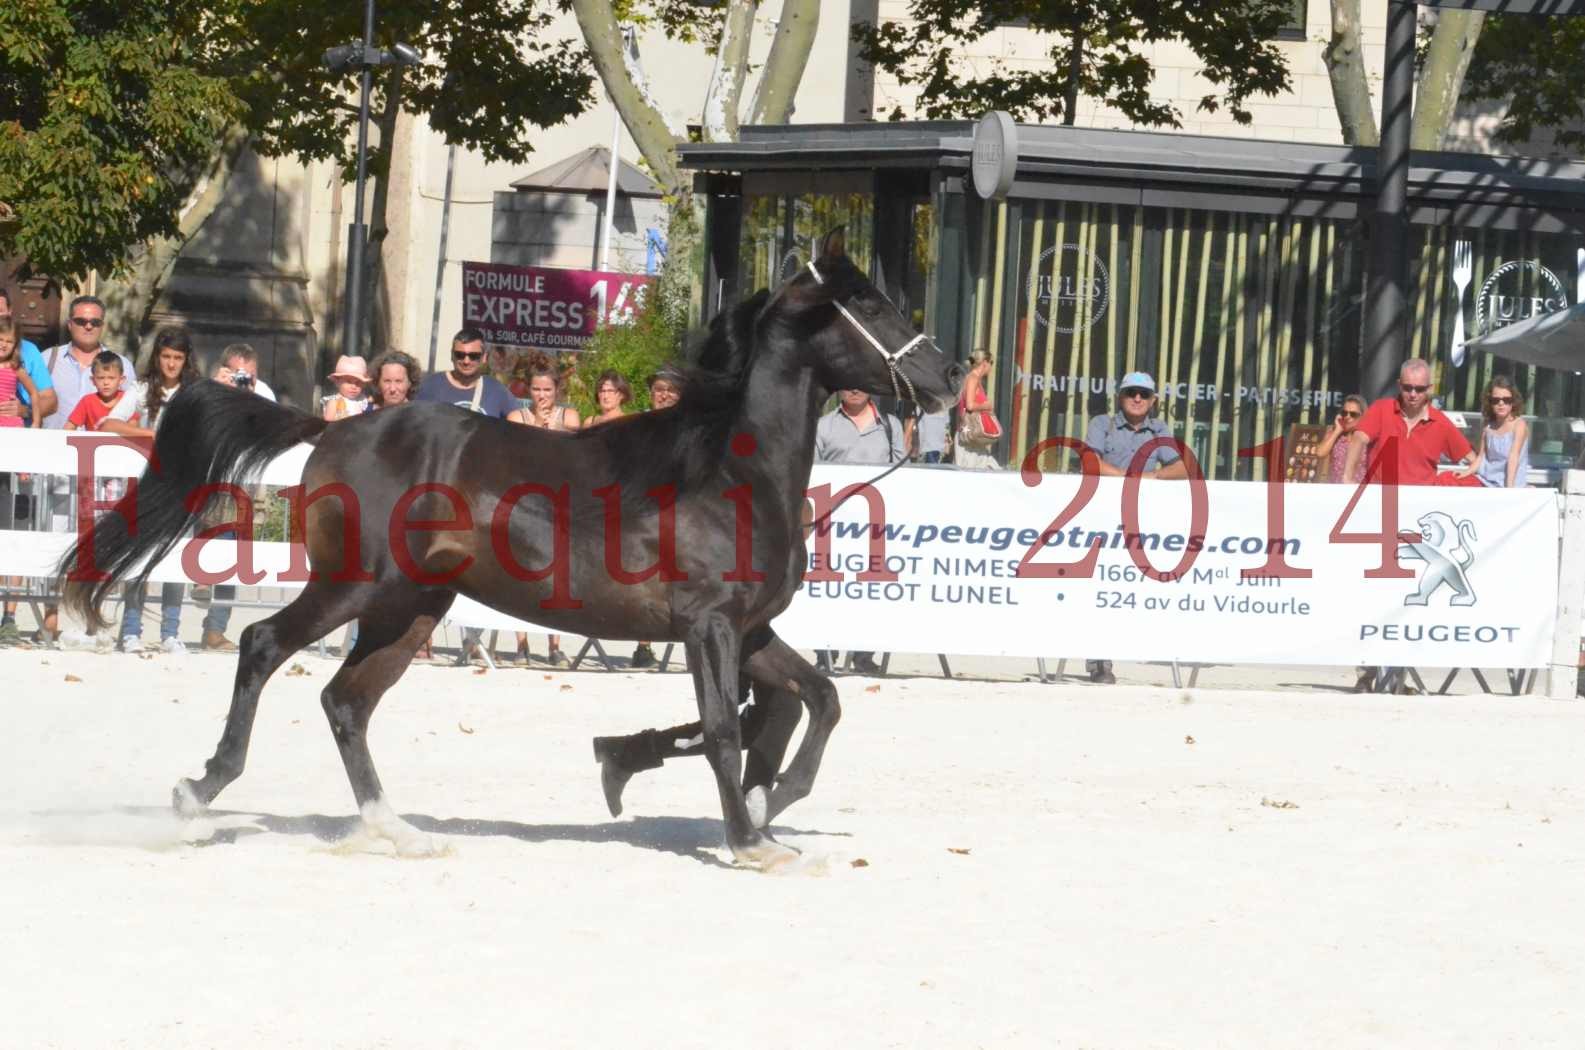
[329,355,371,383]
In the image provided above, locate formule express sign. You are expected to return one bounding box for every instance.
[462,262,654,350]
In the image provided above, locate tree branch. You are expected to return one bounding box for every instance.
[748,0,819,125]
[1323,0,1379,147]
[1411,9,1484,151]
[703,0,757,141]
[571,0,687,194]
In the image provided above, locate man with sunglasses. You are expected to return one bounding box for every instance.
[1342,359,1475,488]
[1079,371,1187,684]
[1083,372,1189,482]
[414,327,514,418]
[1342,359,1477,694]
[41,295,132,430]
[28,296,133,647]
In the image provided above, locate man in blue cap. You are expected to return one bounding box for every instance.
[1080,371,1186,684]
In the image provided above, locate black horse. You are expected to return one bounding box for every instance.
[61,229,960,869]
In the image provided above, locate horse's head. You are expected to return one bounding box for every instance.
[784,228,963,412]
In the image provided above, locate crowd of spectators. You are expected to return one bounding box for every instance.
[0,292,1545,687]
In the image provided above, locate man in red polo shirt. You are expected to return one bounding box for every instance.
[1341,357,1477,695]
[1342,358,1476,486]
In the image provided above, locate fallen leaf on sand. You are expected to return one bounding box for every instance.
[1185,735,1196,745]
[947,847,971,856]
[472,667,487,676]
[285,663,308,677]
[458,722,474,735]
[559,684,573,692]
[64,674,82,683]
[543,675,554,681]
[1261,797,1299,810]
[864,684,881,693]
[850,858,869,868]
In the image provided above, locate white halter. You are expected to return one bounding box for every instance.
[807,260,931,402]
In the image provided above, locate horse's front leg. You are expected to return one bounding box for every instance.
[687,617,797,871]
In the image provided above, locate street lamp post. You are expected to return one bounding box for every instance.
[322,1,419,358]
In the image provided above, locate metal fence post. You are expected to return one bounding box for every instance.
[1547,470,1585,699]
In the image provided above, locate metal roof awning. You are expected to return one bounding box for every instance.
[1468,304,1585,372]
[676,121,1585,213]
[511,146,663,198]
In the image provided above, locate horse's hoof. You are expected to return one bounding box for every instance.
[744,785,769,829]
[172,779,205,818]
[360,799,447,859]
[733,838,800,872]
[392,832,445,859]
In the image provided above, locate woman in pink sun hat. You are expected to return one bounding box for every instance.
[322,354,373,420]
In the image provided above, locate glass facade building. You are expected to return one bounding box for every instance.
[680,122,1585,480]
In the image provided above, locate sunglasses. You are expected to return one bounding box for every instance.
[1489,395,1514,405]
[1120,387,1152,399]
[1399,383,1429,394]
[452,350,485,362]
[70,316,104,329]
[1340,410,1361,419]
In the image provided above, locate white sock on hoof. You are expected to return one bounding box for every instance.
[359,798,442,858]
[172,779,204,818]
[745,786,769,829]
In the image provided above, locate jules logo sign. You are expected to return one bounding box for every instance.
[1027,243,1109,334]
[1475,260,1568,336]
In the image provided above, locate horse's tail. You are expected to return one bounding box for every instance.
[58,380,330,632]
[1457,519,1479,568]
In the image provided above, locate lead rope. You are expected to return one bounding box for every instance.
[804,259,930,531]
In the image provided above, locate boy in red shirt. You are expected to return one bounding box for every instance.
[65,351,129,431]
[65,351,132,506]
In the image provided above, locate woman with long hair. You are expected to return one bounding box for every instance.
[507,351,581,432]
[951,348,1001,470]
[501,352,578,666]
[104,327,202,653]
[1461,376,1530,488]
[1313,394,1368,483]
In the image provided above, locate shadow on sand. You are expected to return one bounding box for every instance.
[82,805,847,869]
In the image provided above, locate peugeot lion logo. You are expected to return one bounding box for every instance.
[1397,511,1478,607]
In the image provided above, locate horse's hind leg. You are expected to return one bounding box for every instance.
[175,580,367,816]
[742,631,840,826]
[321,590,453,857]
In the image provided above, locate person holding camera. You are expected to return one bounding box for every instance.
[213,343,277,402]
[195,343,275,651]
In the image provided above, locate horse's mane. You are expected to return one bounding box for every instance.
[580,254,864,505]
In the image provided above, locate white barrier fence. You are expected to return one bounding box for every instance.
[3,431,1582,697]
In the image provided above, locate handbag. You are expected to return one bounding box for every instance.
[957,408,1003,451]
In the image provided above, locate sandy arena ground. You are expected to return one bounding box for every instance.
[2,645,1582,1049]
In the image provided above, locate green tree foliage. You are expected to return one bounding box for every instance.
[1462,14,1585,152]
[216,0,593,173]
[854,1,1294,127]
[1,0,595,302]
[0,0,240,280]
[568,295,683,417]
